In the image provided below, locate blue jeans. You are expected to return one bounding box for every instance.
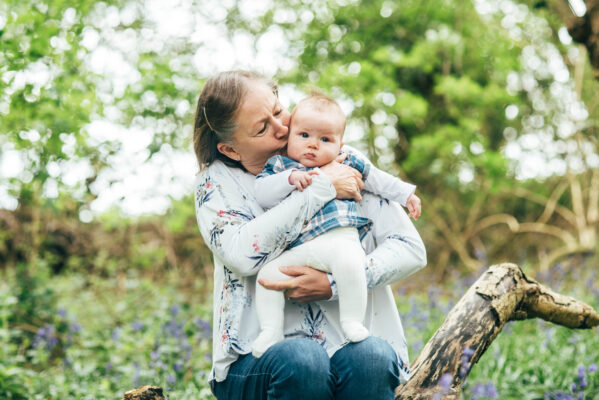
[211,336,400,400]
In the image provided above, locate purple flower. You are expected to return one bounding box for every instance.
[433,372,453,400]
[132,321,144,332]
[463,347,475,357]
[174,360,183,372]
[580,378,588,390]
[105,362,114,372]
[474,248,486,260]
[589,364,598,373]
[111,328,121,342]
[169,305,180,317]
[577,365,585,380]
[34,324,58,351]
[459,347,475,379]
[133,362,141,386]
[58,308,67,318]
[486,383,498,398]
[439,373,452,389]
[167,374,175,385]
[69,323,82,333]
[571,383,578,392]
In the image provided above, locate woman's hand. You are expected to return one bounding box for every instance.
[319,155,364,202]
[258,265,333,303]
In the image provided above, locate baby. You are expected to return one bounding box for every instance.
[252,94,421,357]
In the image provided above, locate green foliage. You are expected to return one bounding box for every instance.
[1,256,597,398]
[0,266,215,399]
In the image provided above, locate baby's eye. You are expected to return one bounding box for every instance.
[321,137,329,142]
[301,132,309,138]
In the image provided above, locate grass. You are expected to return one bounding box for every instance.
[1,259,598,399]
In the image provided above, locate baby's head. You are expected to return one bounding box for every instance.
[287,94,346,168]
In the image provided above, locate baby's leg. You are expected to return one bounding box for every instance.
[314,228,368,342]
[253,246,310,358]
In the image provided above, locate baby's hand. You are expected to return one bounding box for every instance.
[406,193,422,220]
[289,170,319,191]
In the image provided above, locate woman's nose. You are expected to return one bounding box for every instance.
[272,118,288,139]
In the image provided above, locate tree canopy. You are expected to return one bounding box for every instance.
[1,0,598,273]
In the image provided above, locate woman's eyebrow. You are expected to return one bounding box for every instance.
[251,98,278,131]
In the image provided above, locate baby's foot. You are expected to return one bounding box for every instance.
[252,329,284,358]
[341,321,369,342]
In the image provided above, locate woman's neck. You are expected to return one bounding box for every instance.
[243,148,287,175]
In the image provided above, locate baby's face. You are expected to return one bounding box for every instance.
[287,105,345,168]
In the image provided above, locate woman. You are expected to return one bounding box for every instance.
[194,70,426,400]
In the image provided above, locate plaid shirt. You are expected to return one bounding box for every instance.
[257,154,373,248]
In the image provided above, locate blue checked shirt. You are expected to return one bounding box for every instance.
[256,154,373,248]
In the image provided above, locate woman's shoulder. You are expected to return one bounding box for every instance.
[195,160,235,185]
[194,160,255,197]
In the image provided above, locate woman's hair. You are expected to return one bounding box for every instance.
[193,70,278,170]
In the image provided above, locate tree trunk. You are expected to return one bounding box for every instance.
[550,0,599,78]
[395,263,599,399]
[121,263,599,400]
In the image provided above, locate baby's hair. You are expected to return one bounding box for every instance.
[292,90,346,132]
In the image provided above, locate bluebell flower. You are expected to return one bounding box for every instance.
[459,347,475,379]
[439,373,452,388]
[433,372,453,400]
[577,365,585,380]
[194,317,211,336]
[474,248,486,260]
[167,374,175,385]
[111,328,121,342]
[486,383,498,398]
[589,363,598,373]
[463,347,475,357]
[132,321,144,332]
[133,362,141,386]
[58,308,67,318]
[174,360,183,372]
[69,323,82,333]
[34,324,58,351]
[169,304,180,317]
[105,362,113,372]
[571,383,577,392]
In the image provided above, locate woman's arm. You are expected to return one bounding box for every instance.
[195,165,336,277]
[362,196,427,287]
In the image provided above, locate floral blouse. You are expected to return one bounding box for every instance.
[194,156,427,385]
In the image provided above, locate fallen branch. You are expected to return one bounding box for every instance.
[395,263,599,399]
[120,264,599,400]
[123,386,165,400]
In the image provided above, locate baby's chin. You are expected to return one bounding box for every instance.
[299,158,321,168]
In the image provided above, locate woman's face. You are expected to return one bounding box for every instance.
[219,80,290,175]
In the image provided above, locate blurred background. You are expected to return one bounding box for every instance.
[1,0,598,399]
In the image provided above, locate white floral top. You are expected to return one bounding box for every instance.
[194,158,427,384]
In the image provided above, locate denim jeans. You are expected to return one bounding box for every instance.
[211,336,400,400]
